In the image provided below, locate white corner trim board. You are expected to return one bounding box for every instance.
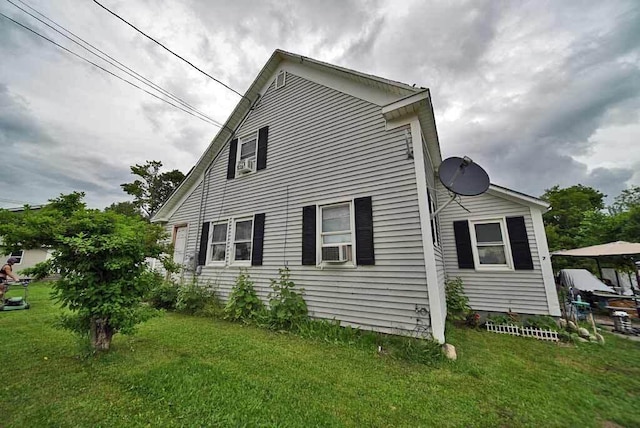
[410,118,445,343]
[530,206,562,316]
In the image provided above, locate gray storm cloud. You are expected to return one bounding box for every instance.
[0,0,638,208]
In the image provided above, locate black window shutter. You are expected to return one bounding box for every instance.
[257,126,269,171]
[251,213,265,266]
[198,222,210,266]
[226,138,238,179]
[506,216,534,270]
[453,220,474,269]
[302,205,316,265]
[354,196,375,265]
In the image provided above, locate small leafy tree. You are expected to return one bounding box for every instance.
[0,193,174,351]
[224,270,263,322]
[445,277,470,320]
[267,267,308,330]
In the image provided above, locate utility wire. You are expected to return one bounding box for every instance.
[92,0,250,102]
[5,0,224,128]
[0,12,222,127]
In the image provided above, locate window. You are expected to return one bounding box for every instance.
[320,203,353,263]
[10,250,23,264]
[469,219,511,269]
[232,218,253,264]
[428,189,440,247]
[201,214,265,268]
[236,132,257,174]
[209,222,228,264]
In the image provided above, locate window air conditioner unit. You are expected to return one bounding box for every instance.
[322,244,350,263]
[236,158,255,173]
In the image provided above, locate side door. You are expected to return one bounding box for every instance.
[172,225,188,272]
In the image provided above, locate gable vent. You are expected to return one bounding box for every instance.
[275,70,286,89]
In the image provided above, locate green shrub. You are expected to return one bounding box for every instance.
[445,277,470,320]
[486,314,515,325]
[176,279,219,315]
[224,270,263,322]
[523,315,558,331]
[147,280,179,310]
[267,267,308,330]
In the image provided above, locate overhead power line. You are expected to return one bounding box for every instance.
[0,11,222,127]
[92,0,249,102]
[4,0,224,128]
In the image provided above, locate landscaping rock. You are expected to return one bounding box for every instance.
[558,318,567,329]
[442,343,457,361]
[578,327,591,338]
[595,333,605,344]
[567,321,578,331]
[577,337,589,343]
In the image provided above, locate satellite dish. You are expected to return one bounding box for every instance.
[438,156,490,197]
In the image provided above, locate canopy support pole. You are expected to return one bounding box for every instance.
[595,258,603,280]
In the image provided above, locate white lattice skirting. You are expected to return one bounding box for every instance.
[485,322,559,342]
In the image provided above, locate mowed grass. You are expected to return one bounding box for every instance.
[1,283,639,427]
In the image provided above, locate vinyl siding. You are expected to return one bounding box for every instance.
[167,73,429,336]
[437,182,552,315]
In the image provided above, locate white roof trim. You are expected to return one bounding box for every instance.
[381,90,430,118]
[487,184,549,209]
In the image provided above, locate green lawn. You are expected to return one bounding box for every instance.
[1,282,639,427]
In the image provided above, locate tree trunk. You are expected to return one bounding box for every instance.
[90,317,114,351]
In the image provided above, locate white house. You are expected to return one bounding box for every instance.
[1,205,51,275]
[152,50,560,343]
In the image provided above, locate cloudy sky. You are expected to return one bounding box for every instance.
[1,0,639,209]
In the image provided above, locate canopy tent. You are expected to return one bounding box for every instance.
[552,241,640,257]
[557,269,616,293]
[552,241,640,280]
[553,242,639,314]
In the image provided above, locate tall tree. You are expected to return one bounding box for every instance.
[610,185,640,214]
[121,160,185,218]
[541,184,605,251]
[0,193,176,351]
[105,201,142,218]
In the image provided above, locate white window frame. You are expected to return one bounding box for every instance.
[428,189,440,247]
[207,220,229,267]
[10,250,24,265]
[236,131,258,176]
[468,218,513,271]
[275,70,286,89]
[316,200,356,268]
[230,216,254,266]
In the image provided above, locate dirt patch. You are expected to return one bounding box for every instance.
[601,421,625,428]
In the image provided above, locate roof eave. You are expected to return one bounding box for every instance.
[487,184,549,210]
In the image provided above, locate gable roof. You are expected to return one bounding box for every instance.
[153,49,432,222]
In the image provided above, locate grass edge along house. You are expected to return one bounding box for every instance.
[152,50,560,343]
